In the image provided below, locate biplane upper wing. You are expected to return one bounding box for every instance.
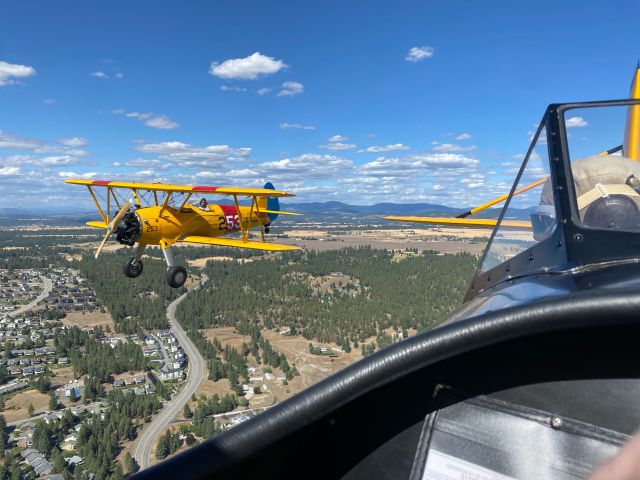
[383,216,532,229]
[64,179,295,197]
[178,235,299,251]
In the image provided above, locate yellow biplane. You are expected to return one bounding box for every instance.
[65,179,301,287]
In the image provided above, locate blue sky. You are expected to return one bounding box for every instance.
[0,0,638,210]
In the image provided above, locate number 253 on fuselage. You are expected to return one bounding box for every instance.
[65,179,301,288]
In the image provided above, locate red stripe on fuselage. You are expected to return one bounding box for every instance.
[193,186,219,192]
[219,204,237,216]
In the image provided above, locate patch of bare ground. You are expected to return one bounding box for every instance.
[49,366,77,388]
[261,331,362,400]
[3,389,51,423]
[201,327,250,351]
[61,310,115,330]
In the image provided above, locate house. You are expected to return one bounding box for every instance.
[43,412,63,424]
[134,375,146,384]
[64,386,81,398]
[158,367,184,381]
[65,455,84,466]
[33,366,45,375]
[112,379,124,388]
[20,448,40,460]
[57,357,68,365]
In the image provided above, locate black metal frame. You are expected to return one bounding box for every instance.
[466,99,640,301]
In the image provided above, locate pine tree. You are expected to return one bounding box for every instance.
[112,461,124,480]
[124,451,137,474]
[51,448,65,473]
[0,415,6,453]
[0,397,5,412]
[27,403,34,416]
[49,392,58,411]
[155,434,169,459]
[183,403,193,419]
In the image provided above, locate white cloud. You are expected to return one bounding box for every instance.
[362,153,479,173]
[257,87,271,96]
[220,85,247,92]
[455,133,471,140]
[566,116,588,128]
[0,166,20,176]
[57,171,97,179]
[319,142,356,151]
[125,158,169,170]
[328,135,348,142]
[433,184,446,191]
[432,143,477,152]
[405,46,435,63]
[90,71,108,79]
[114,72,124,79]
[277,81,304,97]
[134,141,251,168]
[59,137,87,147]
[360,143,410,153]
[43,98,57,105]
[280,123,316,130]
[259,153,352,180]
[0,61,36,86]
[113,109,179,130]
[209,52,287,80]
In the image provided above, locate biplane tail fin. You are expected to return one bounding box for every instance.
[258,182,280,221]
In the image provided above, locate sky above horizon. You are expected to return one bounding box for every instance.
[0,1,639,211]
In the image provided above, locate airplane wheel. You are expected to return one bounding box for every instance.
[166,266,187,288]
[264,226,270,234]
[123,257,143,278]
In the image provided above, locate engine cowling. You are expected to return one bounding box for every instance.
[116,211,142,246]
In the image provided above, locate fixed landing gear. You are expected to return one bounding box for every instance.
[162,244,187,288]
[123,244,146,278]
[123,257,144,278]
[166,266,187,288]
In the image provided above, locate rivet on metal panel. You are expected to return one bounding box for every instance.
[573,233,583,243]
[550,417,562,429]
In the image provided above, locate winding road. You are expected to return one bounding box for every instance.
[134,275,208,470]
[9,275,52,318]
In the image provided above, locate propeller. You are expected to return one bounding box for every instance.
[95,200,132,259]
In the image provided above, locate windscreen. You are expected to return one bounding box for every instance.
[479,124,554,273]
[564,104,640,232]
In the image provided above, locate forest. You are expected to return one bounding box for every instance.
[176,247,476,348]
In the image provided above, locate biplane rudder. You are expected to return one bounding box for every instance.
[258,182,280,221]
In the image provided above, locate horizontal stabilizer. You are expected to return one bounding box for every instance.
[86,221,108,229]
[383,216,532,229]
[179,235,300,251]
[260,209,303,216]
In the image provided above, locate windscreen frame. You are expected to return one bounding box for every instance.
[466,99,640,301]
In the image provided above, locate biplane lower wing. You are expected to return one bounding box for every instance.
[179,235,300,251]
[383,216,532,229]
[260,209,303,216]
[86,221,108,229]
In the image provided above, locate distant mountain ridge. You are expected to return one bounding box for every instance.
[0,201,534,223]
[280,201,462,216]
